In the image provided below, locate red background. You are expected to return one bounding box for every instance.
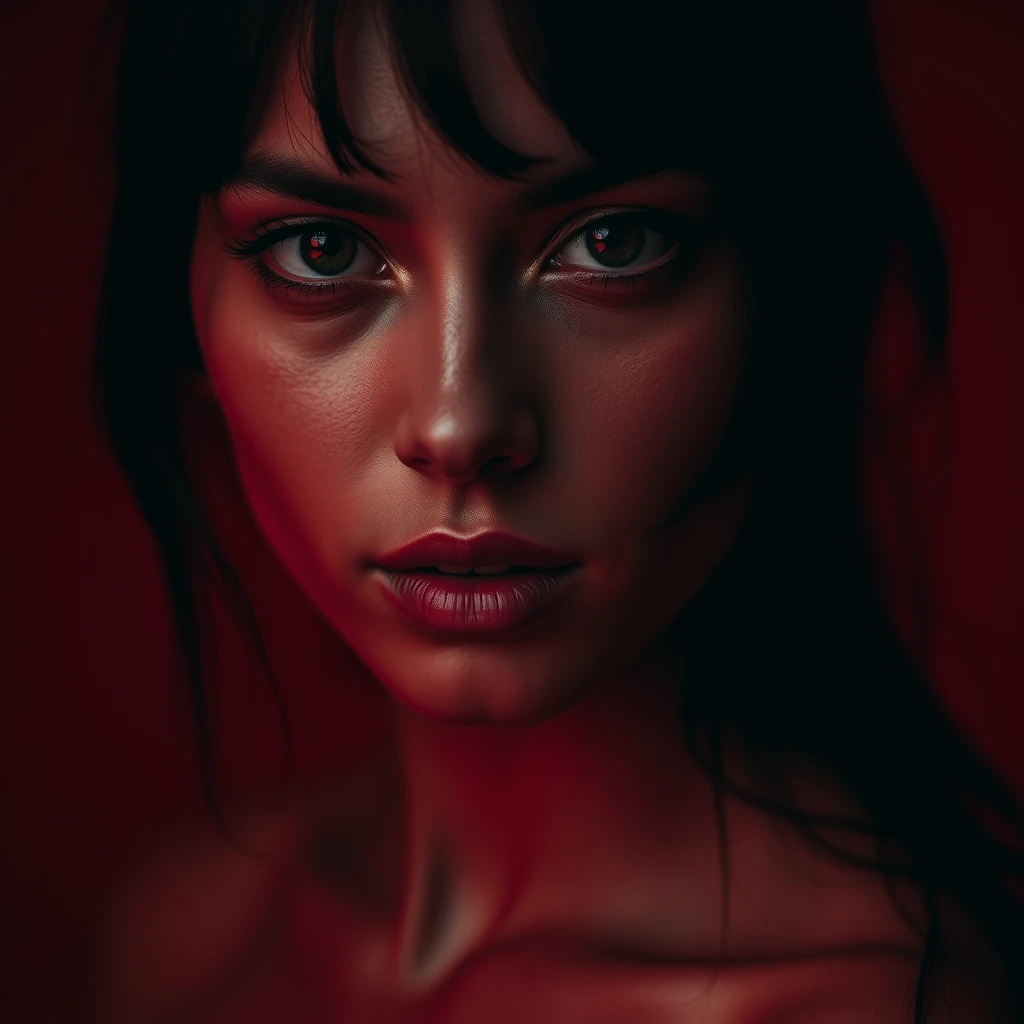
[1,1,1022,1020]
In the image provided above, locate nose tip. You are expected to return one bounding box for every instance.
[394,407,540,484]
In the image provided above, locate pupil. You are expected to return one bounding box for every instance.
[300,226,357,275]
[585,218,645,268]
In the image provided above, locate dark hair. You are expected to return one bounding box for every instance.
[94,1,1024,1019]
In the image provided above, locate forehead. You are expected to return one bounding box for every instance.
[250,0,588,190]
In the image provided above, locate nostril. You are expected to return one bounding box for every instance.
[394,408,540,484]
[479,454,514,478]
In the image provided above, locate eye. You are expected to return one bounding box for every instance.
[266,224,386,281]
[552,213,679,275]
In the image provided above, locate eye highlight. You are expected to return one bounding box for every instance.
[224,219,390,306]
[541,210,703,298]
[553,214,678,274]
[223,208,705,309]
[266,224,386,281]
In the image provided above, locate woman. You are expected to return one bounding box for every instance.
[91,0,1024,1020]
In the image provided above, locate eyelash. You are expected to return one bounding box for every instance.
[251,261,348,303]
[225,223,375,304]
[224,211,692,303]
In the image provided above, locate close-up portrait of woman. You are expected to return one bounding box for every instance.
[2,0,1023,1021]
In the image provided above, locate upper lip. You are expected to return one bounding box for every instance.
[373,531,578,572]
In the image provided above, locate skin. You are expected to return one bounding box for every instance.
[193,9,750,728]
[95,0,1008,1020]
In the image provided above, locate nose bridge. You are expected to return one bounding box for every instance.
[395,262,538,484]
[437,273,480,405]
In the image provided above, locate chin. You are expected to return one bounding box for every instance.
[360,642,598,726]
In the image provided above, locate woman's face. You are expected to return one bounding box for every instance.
[189,0,752,723]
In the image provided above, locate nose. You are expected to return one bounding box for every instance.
[393,288,540,485]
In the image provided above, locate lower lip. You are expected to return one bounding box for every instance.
[373,566,580,636]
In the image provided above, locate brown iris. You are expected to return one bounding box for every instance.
[299,226,358,276]
[584,217,645,268]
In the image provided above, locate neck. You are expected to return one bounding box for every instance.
[389,637,728,984]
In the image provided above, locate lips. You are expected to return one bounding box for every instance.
[432,563,513,574]
[372,531,578,575]
[370,531,581,634]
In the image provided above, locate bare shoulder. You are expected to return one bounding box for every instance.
[85,796,303,1023]
[85,758,401,1024]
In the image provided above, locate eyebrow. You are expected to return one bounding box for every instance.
[224,153,413,221]
[517,162,699,212]
[224,152,698,220]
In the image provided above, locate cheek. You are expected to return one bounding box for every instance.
[550,247,747,530]
[190,223,747,646]
[562,249,752,665]
[190,253,387,593]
